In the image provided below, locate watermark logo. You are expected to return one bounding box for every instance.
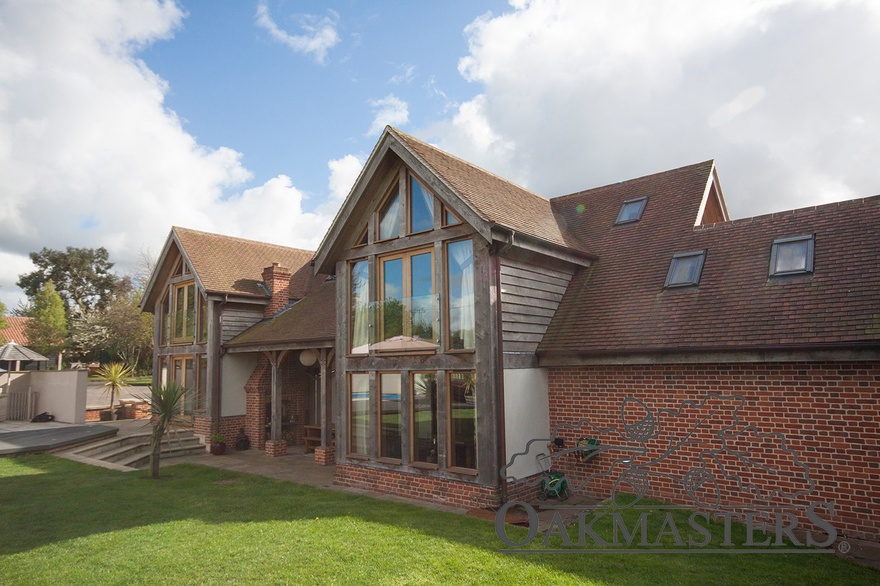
[497,394,843,554]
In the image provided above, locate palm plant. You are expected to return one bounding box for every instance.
[95,362,134,420]
[137,382,186,479]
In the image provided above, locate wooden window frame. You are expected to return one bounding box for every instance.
[377,372,403,463]
[444,238,476,353]
[411,371,439,468]
[446,370,477,473]
[171,281,196,344]
[407,175,435,235]
[377,246,436,353]
[347,372,371,458]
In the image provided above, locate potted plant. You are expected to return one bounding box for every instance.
[210,433,227,455]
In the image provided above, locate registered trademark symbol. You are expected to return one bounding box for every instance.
[838,541,851,554]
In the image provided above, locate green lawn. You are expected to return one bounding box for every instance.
[0,456,875,585]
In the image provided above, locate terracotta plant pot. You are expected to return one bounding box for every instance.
[210,442,226,455]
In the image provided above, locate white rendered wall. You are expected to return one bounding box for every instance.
[503,368,550,480]
[31,370,88,423]
[220,354,256,417]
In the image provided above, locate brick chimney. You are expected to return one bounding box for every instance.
[262,262,292,317]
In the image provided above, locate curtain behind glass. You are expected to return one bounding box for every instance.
[448,240,475,349]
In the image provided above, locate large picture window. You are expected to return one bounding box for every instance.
[446,239,475,350]
[378,248,436,351]
[379,373,402,460]
[448,371,477,470]
[412,372,438,464]
[349,373,370,455]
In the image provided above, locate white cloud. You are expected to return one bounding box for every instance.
[438,0,880,218]
[390,64,416,85]
[367,94,409,136]
[327,154,365,204]
[255,2,340,64]
[0,0,338,308]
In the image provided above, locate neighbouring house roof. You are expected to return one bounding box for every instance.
[540,187,880,356]
[224,278,336,350]
[141,227,316,310]
[0,316,32,345]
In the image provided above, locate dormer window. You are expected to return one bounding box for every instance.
[769,235,814,276]
[664,250,706,288]
[616,196,648,225]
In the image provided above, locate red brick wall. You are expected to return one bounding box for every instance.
[548,362,880,541]
[244,353,311,451]
[335,464,503,509]
[194,415,246,446]
[261,263,291,317]
[245,356,271,449]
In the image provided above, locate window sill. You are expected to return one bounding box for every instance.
[411,462,439,470]
[345,453,370,461]
[377,457,402,465]
[446,466,478,477]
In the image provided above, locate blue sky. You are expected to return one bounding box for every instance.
[1,0,880,310]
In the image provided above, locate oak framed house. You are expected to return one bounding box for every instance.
[142,127,879,542]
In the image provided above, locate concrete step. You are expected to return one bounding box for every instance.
[120,442,207,469]
[61,428,206,471]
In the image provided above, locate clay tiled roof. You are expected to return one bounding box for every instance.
[225,278,336,348]
[174,227,314,298]
[0,316,32,345]
[540,172,880,356]
[391,128,585,251]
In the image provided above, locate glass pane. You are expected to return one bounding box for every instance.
[617,199,647,224]
[409,177,434,233]
[350,260,370,354]
[198,294,208,343]
[185,284,195,337]
[174,286,185,339]
[378,190,400,240]
[410,252,433,341]
[449,371,477,469]
[444,208,461,226]
[669,256,700,285]
[775,241,808,273]
[162,292,171,345]
[184,358,194,415]
[382,258,403,342]
[349,373,370,455]
[412,373,438,463]
[197,355,207,412]
[447,240,475,349]
[379,373,402,459]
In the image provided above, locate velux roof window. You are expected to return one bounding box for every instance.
[664,250,706,288]
[615,196,648,225]
[769,234,814,277]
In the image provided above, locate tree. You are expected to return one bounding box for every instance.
[24,281,67,361]
[17,246,118,317]
[95,362,133,419]
[68,277,153,371]
[0,301,8,343]
[138,382,186,479]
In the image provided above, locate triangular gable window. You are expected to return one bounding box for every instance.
[443,206,461,227]
[354,227,368,247]
[409,177,434,234]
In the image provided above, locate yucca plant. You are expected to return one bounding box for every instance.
[137,382,186,479]
[95,362,134,420]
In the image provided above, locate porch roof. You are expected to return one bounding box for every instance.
[224,278,336,352]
